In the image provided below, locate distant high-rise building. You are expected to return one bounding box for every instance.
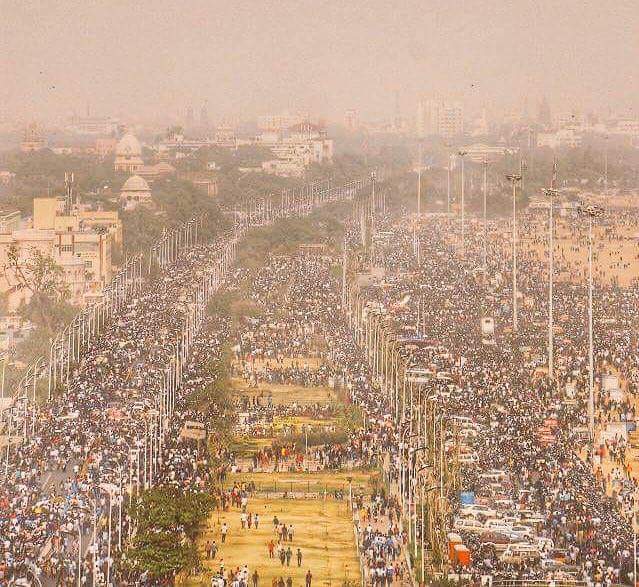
[20,122,46,152]
[344,109,359,130]
[416,99,463,138]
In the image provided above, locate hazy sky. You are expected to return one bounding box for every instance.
[2,0,638,124]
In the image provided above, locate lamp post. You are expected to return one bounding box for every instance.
[506,173,522,333]
[447,155,452,214]
[458,151,468,256]
[482,159,488,270]
[578,203,605,455]
[417,141,422,217]
[604,135,609,192]
[543,188,559,379]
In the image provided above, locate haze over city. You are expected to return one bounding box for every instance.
[2,0,639,123]
[4,1,639,586]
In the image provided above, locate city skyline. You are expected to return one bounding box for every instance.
[2,0,639,124]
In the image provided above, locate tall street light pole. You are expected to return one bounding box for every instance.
[604,135,609,192]
[417,141,422,217]
[458,150,468,256]
[578,203,605,455]
[482,159,488,270]
[506,173,522,333]
[543,187,558,380]
[447,155,452,214]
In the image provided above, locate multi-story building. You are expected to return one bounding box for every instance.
[416,99,464,138]
[0,211,22,233]
[67,115,120,136]
[119,176,152,210]
[0,198,121,306]
[257,112,305,132]
[20,123,46,153]
[114,133,144,173]
[344,109,360,130]
[261,122,334,177]
[537,128,583,149]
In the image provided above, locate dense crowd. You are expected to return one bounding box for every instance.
[0,237,234,585]
[354,206,639,585]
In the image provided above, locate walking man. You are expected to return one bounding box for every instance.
[221,523,228,544]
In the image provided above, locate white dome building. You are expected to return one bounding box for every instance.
[119,175,152,210]
[114,133,143,173]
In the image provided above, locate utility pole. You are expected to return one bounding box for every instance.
[458,150,468,256]
[341,239,347,309]
[506,173,522,333]
[417,141,422,217]
[482,159,488,270]
[578,203,604,456]
[446,155,451,214]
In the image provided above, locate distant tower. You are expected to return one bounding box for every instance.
[200,101,209,129]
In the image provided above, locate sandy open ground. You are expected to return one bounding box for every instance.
[187,497,361,587]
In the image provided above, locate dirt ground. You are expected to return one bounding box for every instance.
[188,497,361,587]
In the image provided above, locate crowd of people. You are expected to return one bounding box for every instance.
[7,176,639,586]
[0,237,235,585]
[350,203,639,584]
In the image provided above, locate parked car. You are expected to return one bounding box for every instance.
[500,543,541,563]
[479,531,515,551]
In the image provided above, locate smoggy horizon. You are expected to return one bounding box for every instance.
[2,0,638,126]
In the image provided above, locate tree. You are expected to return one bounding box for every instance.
[122,488,217,583]
[5,244,74,333]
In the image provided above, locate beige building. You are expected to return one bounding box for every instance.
[0,198,120,308]
[417,99,464,138]
[114,133,144,173]
[0,211,22,233]
[20,123,46,152]
[119,175,152,210]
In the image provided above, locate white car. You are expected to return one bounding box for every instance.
[453,517,485,534]
[510,524,535,540]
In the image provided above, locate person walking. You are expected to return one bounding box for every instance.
[268,540,275,559]
[221,523,228,544]
[305,569,312,587]
[279,549,286,567]
[252,569,259,587]
[285,546,292,567]
[286,577,292,587]
[296,548,302,567]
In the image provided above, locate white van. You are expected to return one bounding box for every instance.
[500,543,541,563]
